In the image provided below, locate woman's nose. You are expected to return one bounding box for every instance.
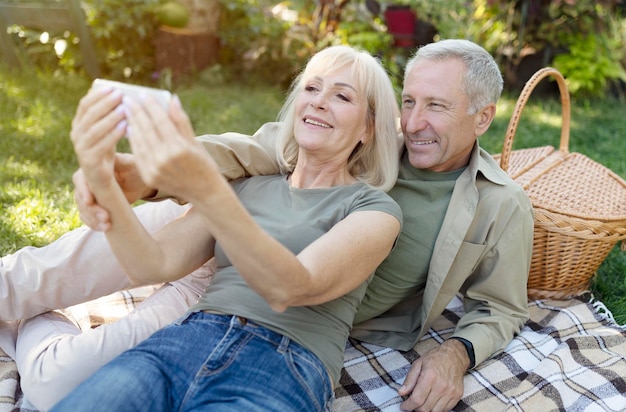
[310,93,328,110]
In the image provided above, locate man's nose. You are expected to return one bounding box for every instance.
[403,109,426,133]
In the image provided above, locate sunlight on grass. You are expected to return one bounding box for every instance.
[2,84,24,99]
[1,157,46,180]
[16,101,53,138]
[493,98,516,121]
[1,183,81,253]
[530,110,563,129]
[178,84,284,135]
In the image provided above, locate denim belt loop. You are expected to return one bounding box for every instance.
[277,335,290,354]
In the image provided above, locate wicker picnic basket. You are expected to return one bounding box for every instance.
[493,67,626,300]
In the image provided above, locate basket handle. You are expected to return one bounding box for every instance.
[499,67,571,172]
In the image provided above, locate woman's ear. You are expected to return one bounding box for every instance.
[361,116,375,144]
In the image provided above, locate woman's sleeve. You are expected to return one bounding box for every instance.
[147,122,283,201]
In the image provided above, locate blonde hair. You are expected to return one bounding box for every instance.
[275,45,399,192]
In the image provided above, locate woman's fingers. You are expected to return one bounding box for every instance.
[72,88,124,141]
[122,94,208,200]
[71,89,127,170]
[122,96,166,188]
[169,95,196,140]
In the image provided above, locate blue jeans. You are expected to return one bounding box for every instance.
[51,312,333,411]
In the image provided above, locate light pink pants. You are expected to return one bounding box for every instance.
[0,201,212,411]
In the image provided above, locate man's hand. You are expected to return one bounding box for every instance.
[73,153,153,231]
[398,339,468,411]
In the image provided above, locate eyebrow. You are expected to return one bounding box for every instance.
[311,76,357,92]
[334,82,357,92]
[401,92,453,105]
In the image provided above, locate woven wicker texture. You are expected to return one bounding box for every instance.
[495,67,626,300]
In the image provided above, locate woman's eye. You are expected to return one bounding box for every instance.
[337,94,350,102]
[305,85,318,92]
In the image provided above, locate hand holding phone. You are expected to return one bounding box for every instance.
[91,79,172,110]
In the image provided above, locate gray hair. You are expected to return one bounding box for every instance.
[274,45,400,192]
[404,39,503,114]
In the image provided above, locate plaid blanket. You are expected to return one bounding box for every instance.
[2,290,625,411]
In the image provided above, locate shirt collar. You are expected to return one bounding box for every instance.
[470,142,510,186]
[397,142,509,185]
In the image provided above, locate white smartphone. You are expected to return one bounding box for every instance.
[91,79,172,110]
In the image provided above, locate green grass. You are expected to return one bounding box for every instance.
[0,67,284,253]
[1,67,625,324]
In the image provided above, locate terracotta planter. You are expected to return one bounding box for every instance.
[153,25,219,78]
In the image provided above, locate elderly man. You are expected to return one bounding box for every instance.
[1,39,532,411]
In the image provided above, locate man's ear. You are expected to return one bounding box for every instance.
[475,103,496,137]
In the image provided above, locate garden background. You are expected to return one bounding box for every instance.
[1,0,625,322]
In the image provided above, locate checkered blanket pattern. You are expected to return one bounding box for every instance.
[2,290,625,411]
[335,296,626,411]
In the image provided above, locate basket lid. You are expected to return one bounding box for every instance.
[526,152,626,222]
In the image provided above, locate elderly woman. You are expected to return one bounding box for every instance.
[44,45,402,411]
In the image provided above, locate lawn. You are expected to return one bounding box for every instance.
[1,67,625,324]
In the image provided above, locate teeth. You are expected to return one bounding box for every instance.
[412,140,436,145]
[305,118,331,128]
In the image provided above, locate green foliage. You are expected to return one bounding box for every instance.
[4,24,83,75]
[553,31,626,97]
[335,6,392,53]
[3,0,164,80]
[461,0,626,96]
[218,0,299,86]
[83,0,163,80]
[402,0,626,97]
[8,2,207,82]
[218,1,393,87]
[404,0,475,40]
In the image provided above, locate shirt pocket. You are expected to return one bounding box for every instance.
[452,241,487,275]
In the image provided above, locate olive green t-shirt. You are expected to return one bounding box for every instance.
[354,151,464,324]
[190,174,402,383]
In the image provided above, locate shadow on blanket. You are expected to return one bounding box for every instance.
[2,291,625,411]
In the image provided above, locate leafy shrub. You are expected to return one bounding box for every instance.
[217,0,298,86]
[7,0,391,86]
[83,0,162,80]
[553,31,626,97]
[465,0,626,96]
[2,0,163,81]
[218,1,393,87]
